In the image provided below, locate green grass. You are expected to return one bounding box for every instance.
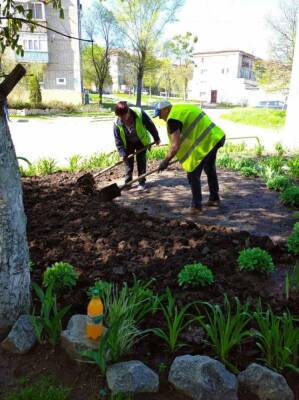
[221,107,286,129]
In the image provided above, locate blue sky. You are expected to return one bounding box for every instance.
[81,0,281,59]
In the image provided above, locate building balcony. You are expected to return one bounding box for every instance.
[16,50,49,63]
[240,67,256,81]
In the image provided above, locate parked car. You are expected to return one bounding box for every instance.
[255,100,287,110]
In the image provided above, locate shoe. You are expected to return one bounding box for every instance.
[205,199,221,207]
[190,206,203,213]
[136,183,146,191]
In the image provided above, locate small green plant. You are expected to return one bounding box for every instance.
[68,154,82,172]
[284,263,299,299]
[178,263,214,287]
[4,376,70,400]
[239,166,259,177]
[287,222,299,254]
[151,288,195,352]
[31,283,70,346]
[254,144,264,158]
[287,156,299,178]
[43,261,79,291]
[237,247,275,273]
[266,175,292,192]
[36,158,58,175]
[158,362,168,373]
[195,296,252,372]
[253,302,299,373]
[275,142,286,157]
[281,185,299,207]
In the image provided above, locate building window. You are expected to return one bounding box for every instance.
[28,2,45,19]
[22,35,47,51]
[56,78,66,85]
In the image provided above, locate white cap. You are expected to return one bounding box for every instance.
[153,100,172,117]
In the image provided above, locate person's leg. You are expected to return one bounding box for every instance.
[187,162,204,208]
[203,137,225,201]
[136,149,147,185]
[124,148,134,184]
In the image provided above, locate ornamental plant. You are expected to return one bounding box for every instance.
[281,185,299,208]
[178,263,214,287]
[43,261,79,292]
[287,222,299,255]
[266,175,292,192]
[237,247,275,273]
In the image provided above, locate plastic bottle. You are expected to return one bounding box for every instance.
[86,287,104,340]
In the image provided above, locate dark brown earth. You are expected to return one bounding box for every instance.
[0,163,298,400]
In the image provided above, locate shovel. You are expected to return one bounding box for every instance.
[92,141,156,179]
[98,160,177,201]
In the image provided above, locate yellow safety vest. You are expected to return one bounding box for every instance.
[167,104,225,172]
[115,107,151,148]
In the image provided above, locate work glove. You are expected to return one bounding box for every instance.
[158,158,169,172]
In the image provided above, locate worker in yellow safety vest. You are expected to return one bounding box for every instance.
[153,101,225,212]
[114,101,160,190]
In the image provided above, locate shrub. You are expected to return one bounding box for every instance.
[238,247,275,273]
[287,156,299,178]
[287,222,299,254]
[281,185,299,207]
[29,75,42,107]
[43,261,79,291]
[266,175,292,192]
[239,166,259,177]
[178,263,214,287]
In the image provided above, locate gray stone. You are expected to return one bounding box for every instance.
[107,360,159,394]
[238,363,294,400]
[169,355,238,400]
[1,315,36,354]
[60,314,99,361]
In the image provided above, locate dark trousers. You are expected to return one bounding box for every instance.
[124,143,147,184]
[187,136,225,207]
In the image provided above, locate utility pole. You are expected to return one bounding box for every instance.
[284,11,299,151]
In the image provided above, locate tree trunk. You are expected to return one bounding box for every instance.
[0,65,30,338]
[136,67,143,107]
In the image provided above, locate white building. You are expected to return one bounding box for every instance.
[15,0,83,104]
[188,50,260,105]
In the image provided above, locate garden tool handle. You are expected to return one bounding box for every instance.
[93,141,156,178]
[121,160,177,190]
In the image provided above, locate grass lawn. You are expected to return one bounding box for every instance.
[221,107,286,129]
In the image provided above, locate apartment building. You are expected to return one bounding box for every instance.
[15,0,83,104]
[188,50,259,105]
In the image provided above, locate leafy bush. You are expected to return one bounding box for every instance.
[29,75,42,107]
[267,175,292,192]
[281,185,299,207]
[31,283,70,346]
[43,262,79,291]
[237,247,275,273]
[196,296,251,372]
[4,376,70,400]
[253,303,299,373]
[178,263,214,287]
[287,222,299,254]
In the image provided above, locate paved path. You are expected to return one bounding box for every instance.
[112,166,295,242]
[9,108,285,167]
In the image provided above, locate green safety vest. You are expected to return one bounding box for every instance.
[167,104,225,172]
[115,107,151,148]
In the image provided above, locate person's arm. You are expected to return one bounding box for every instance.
[158,119,182,171]
[113,123,126,158]
[141,110,160,144]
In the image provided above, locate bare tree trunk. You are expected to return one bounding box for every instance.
[136,66,143,107]
[0,65,30,338]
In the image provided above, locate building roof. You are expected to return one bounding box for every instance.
[193,49,257,59]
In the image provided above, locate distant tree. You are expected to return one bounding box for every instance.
[82,1,118,105]
[262,0,299,91]
[167,32,197,99]
[107,0,184,106]
[82,45,112,93]
[29,75,42,106]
